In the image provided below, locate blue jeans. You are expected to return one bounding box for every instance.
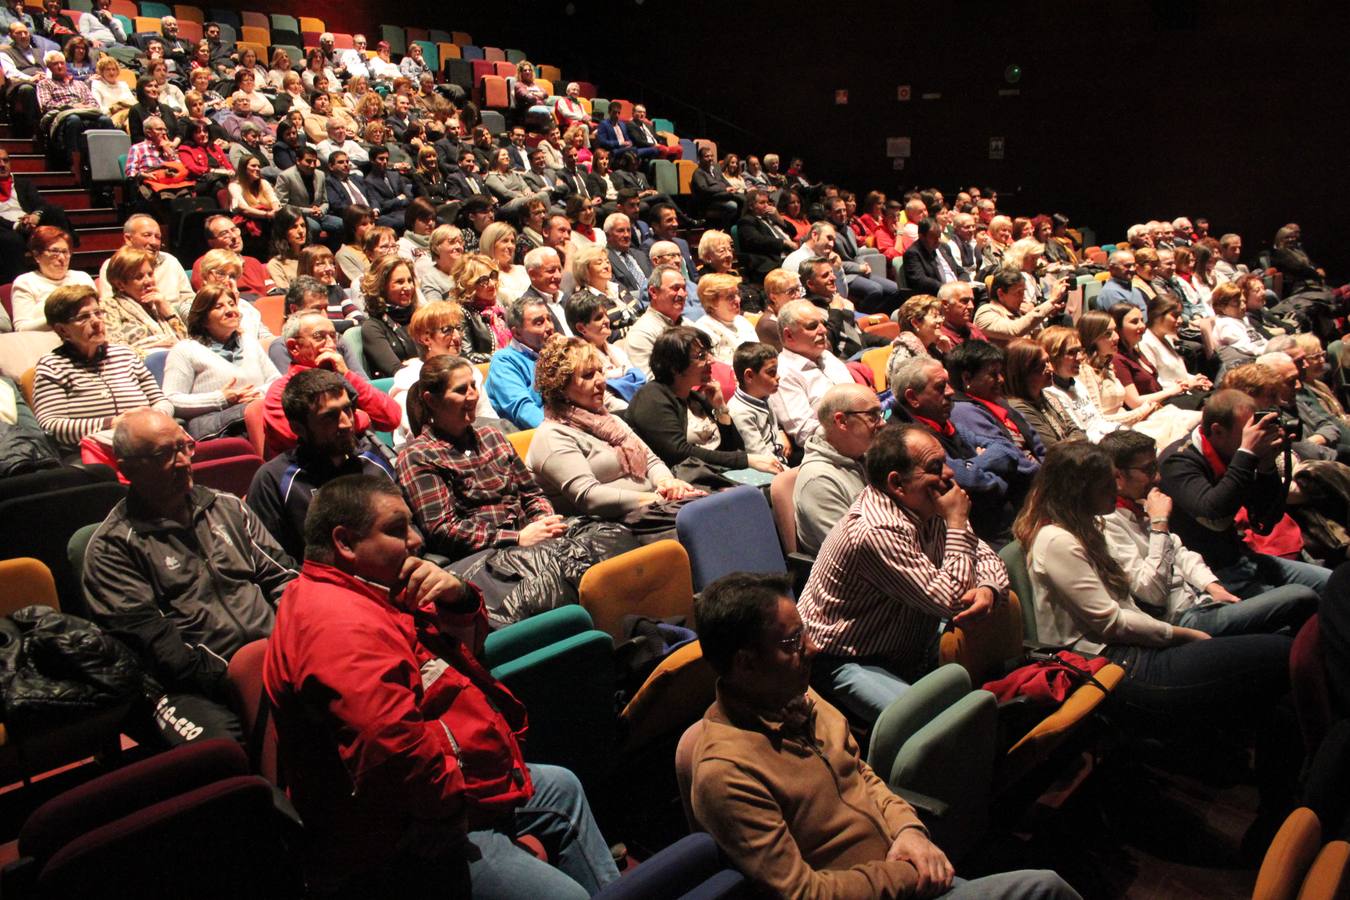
[1175,584,1317,637]
[813,656,911,725]
[1213,552,1332,598]
[466,763,620,898]
[940,870,1081,900]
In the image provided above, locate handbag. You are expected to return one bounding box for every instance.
[982,650,1111,706]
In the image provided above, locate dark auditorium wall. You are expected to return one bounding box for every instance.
[314,0,1347,271]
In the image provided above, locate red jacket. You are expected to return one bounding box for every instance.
[263,562,532,885]
[262,364,401,457]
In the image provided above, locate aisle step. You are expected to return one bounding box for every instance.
[68,208,120,228]
[9,154,44,173]
[37,188,90,210]
[76,226,123,251]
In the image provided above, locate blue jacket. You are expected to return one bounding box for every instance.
[484,342,544,429]
[1096,278,1146,313]
[595,118,635,153]
[948,395,1044,480]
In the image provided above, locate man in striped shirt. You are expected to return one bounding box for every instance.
[798,423,1007,724]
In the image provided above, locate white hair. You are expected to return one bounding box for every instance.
[602,213,631,234]
[43,50,64,66]
[523,245,560,272]
[647,240,679,262]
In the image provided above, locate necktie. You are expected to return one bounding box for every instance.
[765,217,788,243]
[615,122,629,147]
[343,179,365,205]
[620,252,642,287]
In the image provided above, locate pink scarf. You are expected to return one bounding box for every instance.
[472,300,512,349]
[549,404,650,480]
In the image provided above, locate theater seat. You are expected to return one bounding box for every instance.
[578,539,693,640]
[866,663,998,861]
[676,486,786,592]
[1291,615,1332,757]
[507,428,533,459]
[226,639,280,786]
[1253,807,1322,900]
[619,640,714,754]
[768,467,813,597]
[995,540,1040,642]
[1301,839,1350,900]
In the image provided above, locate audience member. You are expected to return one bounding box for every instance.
[564,290,645,411]
[727,341,789,464]
[692,272,757,364]
[484,294,558,429]
[770,299,855,447]
[358,254,419,379]
[11,225,93,331]
[794,384,883,557]
[625,263,688,376]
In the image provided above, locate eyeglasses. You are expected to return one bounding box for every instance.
[1122,461,1159,477]
[474,273,499,287]
[41,247,71,257]
[123,439,196,464]
[435,324,463,338]
[776,630,806,656]
[68,308,106,325]
[843,409,883,424]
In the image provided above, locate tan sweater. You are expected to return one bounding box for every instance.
[691,687,926,899]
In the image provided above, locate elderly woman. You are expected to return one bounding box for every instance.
[981,215,1014,271]
[92,56,134,118]
[359,255,419,378]
[161,285,278,438]
[194,248,271,342]
[367,40,400,86]
[265,208,307,291]
[101,246,187,355]
[1292,332,1350,455]
[453,253,510,363]
[565,290,645,410]
[628,326,781,473]
[885,294,951,387]
[527,335,700,518]
[570,245,639,341]
[33,284,173,457]
[692,273,757,365]
[1138,293,1212,393]
[396,353,564,568]
[11,226,94,331]
[1002,236,1058,302]
[415,224,465,302]
[1003,337,1085,448]
[480,222,529,302]
[553,81,592,133]
[389,301,499,448]
[1209,281,1268,358]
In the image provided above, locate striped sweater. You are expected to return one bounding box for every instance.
[33,343,173,452]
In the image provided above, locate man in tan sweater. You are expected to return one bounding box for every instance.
[690,571,1080,900]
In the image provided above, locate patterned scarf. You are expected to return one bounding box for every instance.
[549,403,649,480]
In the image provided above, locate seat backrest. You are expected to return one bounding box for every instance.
[480,110,506,136]
[618,640,715,753]
[768,467,800,556]
[482,45,504,62]
[0,557,60,617]
[251,294,284,334]
[652,117,674,134]
[237,10,266,28]
[450,30,472,45]
[482,75,508,110]
[470,58,494,87]
[578,539,694,639]
[204,5,236,27]
[238,24,268,45]
[296,15,322,34]
[142,348,169,385]
[1301,840,1350,900]
[1253,807,1323,900]
[679,138,697,161]
[1291,615,1332,757]
[1,482,126,614]
[677,485,785,592]
[378,24,405,55]
[412,40,438,71]
[652,159,677,196]
[460,43,483,60]
[191,454,262,498]
[997,540,1039,642]
[538,64,560,83]
[267,13,296,32]
[492,60,515,78]
[575,81,596,99]
[939,590,1025,685]
[675,159,696,194]
[426,28,450,43]
[241,399,267,458]
[504,48,525,63]
[674,719,705,830]
[506,428,534,459]
[175,18,199,40]
[403,25,427,43]
[437,41,460,62]
[86,128,130,184]
[444,58,473,88]
[226,639,279,785]
[173,5,203,23]
[339,323,366,372]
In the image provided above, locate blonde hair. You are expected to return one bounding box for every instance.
[697,229,732,263]
[896,294,943,332]
[570,244,608,288]
[697,272,741,306]
[479,222,517,264]
[452,253,499,301]
[535,335,605,411]
[1001,237,1045,272]
[428,224,464,258]
[96,56,120,77]
[408,300,465,357]
[105,246,157,291]
[198,248,242,280]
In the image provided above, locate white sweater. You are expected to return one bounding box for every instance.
[161,334,280,418]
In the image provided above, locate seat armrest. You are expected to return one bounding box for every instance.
[893,787,951,821]
[482,605,596,668]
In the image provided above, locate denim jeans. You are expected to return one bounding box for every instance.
[812,656,912,725]
[940,870,1081,900]
[1214,552,1332,598]
[466,763,620,899]
[1176,584,1318,637]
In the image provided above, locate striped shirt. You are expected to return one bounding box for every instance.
[33,343,172,452]
[798,485,1008,680]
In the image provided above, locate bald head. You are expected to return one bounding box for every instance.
[818,383,884,458]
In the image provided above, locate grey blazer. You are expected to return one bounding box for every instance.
[275,166,329,216]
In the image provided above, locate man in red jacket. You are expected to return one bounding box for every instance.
[261,310,401,456]
[263,475,619,896]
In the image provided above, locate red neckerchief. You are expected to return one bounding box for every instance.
[0,176,12,203]
[1199,433,1228,478]
[967,394,1023,438]
[575,223,596,242]
[913,414,955,437]
[1116,496,1145,517]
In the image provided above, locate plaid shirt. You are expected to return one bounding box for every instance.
[124,139,178,179]
[36,74,94,112]
[395,422,554,559]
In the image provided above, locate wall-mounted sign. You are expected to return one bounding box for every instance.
[989,136,1005,160]
[834,89,848,105]
[886,137,911,158]
[897,84,911,101]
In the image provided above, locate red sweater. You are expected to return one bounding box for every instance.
[263,562,531,886]
[262,363,401,457]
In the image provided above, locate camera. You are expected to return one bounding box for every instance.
[1254,408,1303,442]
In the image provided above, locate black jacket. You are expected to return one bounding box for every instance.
[359,313,417,379]
[627,380,748,470]
[1158,437,1287,570]
[902,241,943,295]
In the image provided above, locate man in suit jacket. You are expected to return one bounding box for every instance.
[324,150,370,219]
[595,101,651,160]
[520,246,571,336]
[736,188,797,282]
[827,196,900,314]
[361,145,413,230]
[444,153,490,203]
[604,212,652,295]
[902,217,962,296]
[505,125,530,171]
[947,212,981,280]
[641,203,697,282]
[276,146,342,249]
[552,145,590,199]
[432,131,462,174]
[616,191,651,246]
[628,103,682,161]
